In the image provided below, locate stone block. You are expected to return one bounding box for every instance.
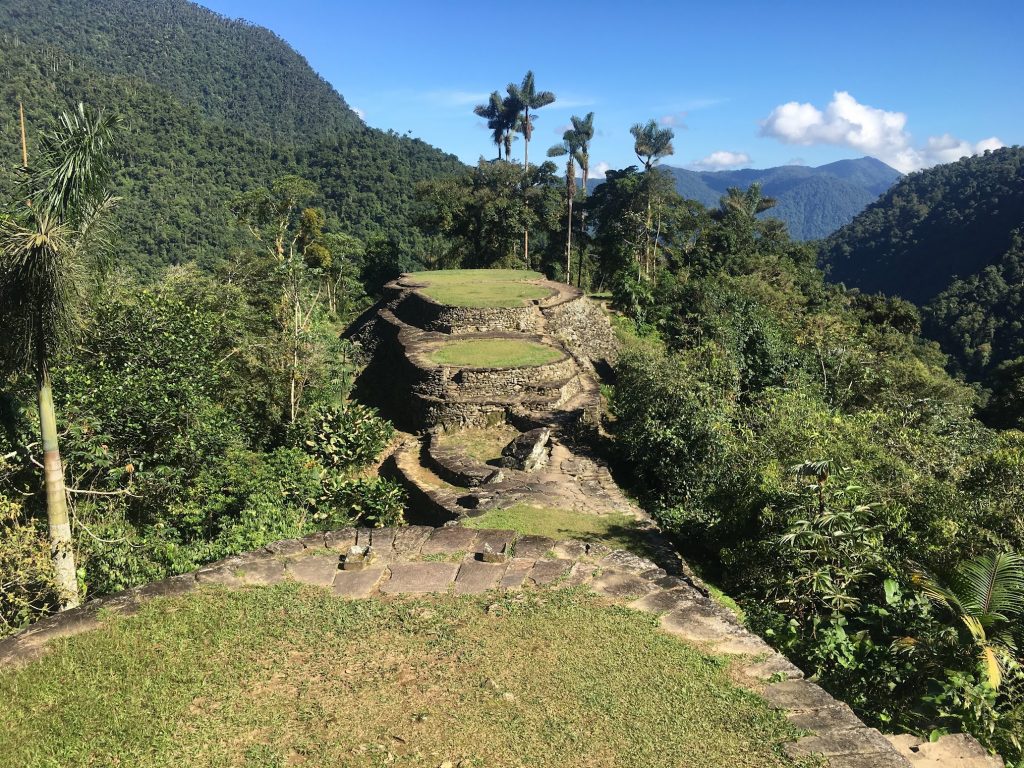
[195,563,242,586]
[235,559,287,586]
[786,703,863,733]
[298,532,327,550]
[133,574,198,600]
[783,728,898,758]
[421,526,478,556]
[551,540,589,559]
[265,538,305,557]
[390,525,433,557]
[512,535,555,559]
[601,549,659,573]
[591,569,659,599]
[332,567,386,599]
[628,588,700,614]
[736,653,804,682]
[455,561,506,594]
[499,559,535,589]
[559,561,596,587]
[472,528,515,555]
[325,527,358,552]
[528,559,573,585]
[822,754,913,768]
[381,562,459,594]
[285,554,340,587]
[762,679,845,712]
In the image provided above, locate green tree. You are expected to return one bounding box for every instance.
[915,552,1024,689]
[547,130,582,280]
[0,103,120,608]
[629,119,675,278]
[506,71,555,268]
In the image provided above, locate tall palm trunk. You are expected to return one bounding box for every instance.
[565,158,575,280]
[523,108,530,269]
[35,332,79,608]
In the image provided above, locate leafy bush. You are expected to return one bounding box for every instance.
[0,494,59,638]
[294,402,394,470]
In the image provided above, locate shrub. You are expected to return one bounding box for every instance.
[0,495,59,638]
[295,402,395,470]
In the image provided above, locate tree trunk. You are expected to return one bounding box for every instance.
[523,109,530,268]
[36,337,79,609]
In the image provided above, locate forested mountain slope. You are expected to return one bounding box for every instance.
[662,157,900,240]
[0,0,360,143]
[821,146,1024,303]
[0,5,463,277]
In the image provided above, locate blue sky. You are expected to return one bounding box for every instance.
[197,0,1023,175]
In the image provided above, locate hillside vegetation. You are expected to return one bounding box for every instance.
[661,157,900,240]
[822,146,1024,303]
[0,6,463,278]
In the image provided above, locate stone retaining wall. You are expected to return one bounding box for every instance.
[391,287,547,335]
[541,293,620,369]
[0,525,939,768]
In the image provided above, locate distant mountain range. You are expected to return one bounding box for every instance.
[662,157,902,240]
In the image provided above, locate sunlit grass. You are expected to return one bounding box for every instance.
[0,584,804,768]
[409,268,552,307]
[429,338,562,368]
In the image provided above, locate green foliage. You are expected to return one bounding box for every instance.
[608,176,1023,761]
[327,478,406,529]
[822,147,1024,305]
[295,403,395,471]
[0,491,59,637]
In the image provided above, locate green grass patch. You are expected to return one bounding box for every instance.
[465,503,655,555]
[409,268,552,307]
[429,338,562,368]
[435,425,519,464]
[0,584,804,767]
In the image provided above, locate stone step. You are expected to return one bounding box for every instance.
[886,734,1004,767]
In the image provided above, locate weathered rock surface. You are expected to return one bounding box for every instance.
[499,427,550,471]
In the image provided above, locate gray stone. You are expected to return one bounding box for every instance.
[483,468,505,484]
[235,559,287,586]
[591,569,659,599]
[822,754,912,768]
[786,703,863,732]
[628,588,700,614]
[528,559,573,585]
[736,654,804,682]
[421,526,478,556]
[332,567,386,598]
[500,427,550,471]
[600,548,658,573]
[390,525,433,557]
[133,573,198,600]
[551,540,588,559]
[298,532,327,550]
[285,554,340,586]
[473,529,515,555]
[560,561,596,587]
[195,563,242,586]
[325,528,358,551]
[512,534,555,559]
[499,559,535,589]
[455,561,506,594]
[381,562,459,594]
[784,728,898,758]
[762,679,842,712]
[265,538,305,557]
[367,527,398,550]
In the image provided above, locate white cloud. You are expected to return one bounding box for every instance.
[352,107,366,121]
[590,161,611,179]
[659,112,688,128]
[759,91,1003,172]
[694,150,751,170]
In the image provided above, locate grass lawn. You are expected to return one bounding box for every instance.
[435,425,520,464]
[0,584,805,768]
[429,338,562,368]
[409,268,552,307]
[464,503,655,555]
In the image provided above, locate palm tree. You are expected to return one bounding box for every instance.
[473,91,510,161]
[630,118,674,171]
[548,130,582,280]
[570,112,594,287]
[506,71,555,268]
[630,119,675,278]
[0,103,121,609]
[713,182,777,220]
[914,552,1024,688]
